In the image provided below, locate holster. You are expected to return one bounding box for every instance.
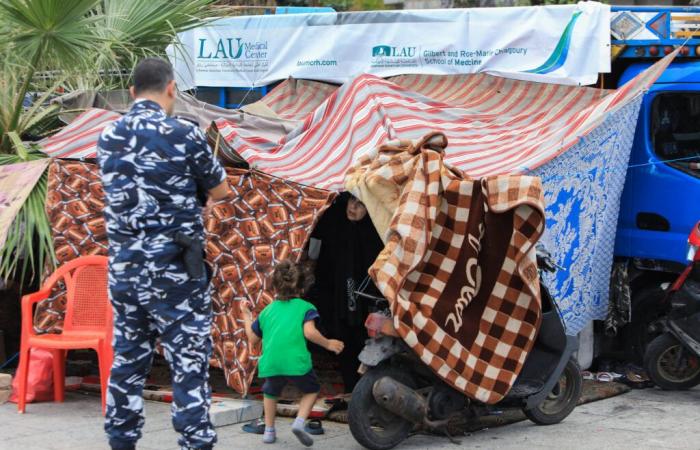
[173,231,209,281]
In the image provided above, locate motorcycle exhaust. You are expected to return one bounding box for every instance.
[372,376,427,425]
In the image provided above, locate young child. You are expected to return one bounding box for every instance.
[241,259,344,447]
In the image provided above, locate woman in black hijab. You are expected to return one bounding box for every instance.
[308,193,384,392]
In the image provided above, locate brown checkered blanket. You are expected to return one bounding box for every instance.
[39,160,334,395]
[346,132,546,404]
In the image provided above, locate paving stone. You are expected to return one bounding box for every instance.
[0,388,10,405]
[210,398,263,428]
[0,373,12,389]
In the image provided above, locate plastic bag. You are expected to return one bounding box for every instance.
[9,348,54,403]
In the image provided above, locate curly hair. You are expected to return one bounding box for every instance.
[272,259,313,300]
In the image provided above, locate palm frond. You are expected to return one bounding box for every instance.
[17,77,64,134]
[0,0,215,285]
[95,0,215,86]
[0,58,61,153]
[0,150,52,283]
[0,0,104,72]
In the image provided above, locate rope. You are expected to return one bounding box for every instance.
[0,352,19,370]
[627,155,700,169]
[213,133,221,159]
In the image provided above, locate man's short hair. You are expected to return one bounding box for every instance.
[132,58,174,95]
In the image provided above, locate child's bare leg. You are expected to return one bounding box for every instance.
[264,395,278,427]
[263,395,277,444]
[296,392,318,420]
[292,392,318,447]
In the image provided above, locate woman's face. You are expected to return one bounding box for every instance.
[346,197,368,222]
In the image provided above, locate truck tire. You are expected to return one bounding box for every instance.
[348,365,416,450]
[523,358,582,426]
[644,333,700,390]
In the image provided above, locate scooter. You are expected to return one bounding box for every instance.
[643,220,700,390]
[347,247,582,450]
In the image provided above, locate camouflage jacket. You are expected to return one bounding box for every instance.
[97,99,226,271]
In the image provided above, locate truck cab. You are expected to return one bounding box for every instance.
[609,6,700,360]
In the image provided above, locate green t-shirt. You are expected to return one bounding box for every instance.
[255,298,318,378]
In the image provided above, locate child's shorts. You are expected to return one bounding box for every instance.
[263,371,321,398]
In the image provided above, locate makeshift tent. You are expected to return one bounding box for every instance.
[40,90,300,167]
[40,109,122,160]
[39,160,334,395]
[32,54,673,396]
[213,71,648,190]
[252,73,609,122]
[213,54,674,334]
[49,90,248,129]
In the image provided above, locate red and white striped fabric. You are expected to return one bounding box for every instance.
[260,78,338,121]
[258,72,623,122]
[217,53,674,191]
[40,109,121,159]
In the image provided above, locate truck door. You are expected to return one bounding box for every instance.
[615,80,700,265]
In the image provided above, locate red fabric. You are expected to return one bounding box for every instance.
[10,349,54,404]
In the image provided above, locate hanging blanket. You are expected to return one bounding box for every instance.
[37,160,108,333]
[346,132,545,404]
[39,161,335,395]
[204,168,335,394]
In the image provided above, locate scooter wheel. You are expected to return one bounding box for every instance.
[644,332,700,390]
[348,365,416,450]
[523,358,582,426]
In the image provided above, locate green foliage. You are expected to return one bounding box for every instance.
[349,0,385,11]
[0,0,103,73]
[93,0,215,87]
[277,0,385,11]
[0,0,214,283]
[0,148,53,285]
[0,61,63,154]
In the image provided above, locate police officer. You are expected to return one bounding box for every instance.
[98,58,230,450]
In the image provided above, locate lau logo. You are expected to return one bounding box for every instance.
[198,38,268,60]
[372,45,417,58]
[198,38,244,59]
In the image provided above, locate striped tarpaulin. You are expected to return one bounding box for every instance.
[38,53,672,170]
[259,78,338,121]
[39,108,122,159]
[257,73,609,122]
[216,53,674,191]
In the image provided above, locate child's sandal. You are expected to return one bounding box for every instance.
[242,418,266,434]
[305,419,325,435]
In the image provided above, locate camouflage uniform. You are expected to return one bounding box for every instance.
[97,99,226,450]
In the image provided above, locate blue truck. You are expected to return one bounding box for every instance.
[608,6,700,361]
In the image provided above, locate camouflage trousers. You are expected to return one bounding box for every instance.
[105,265,217,450]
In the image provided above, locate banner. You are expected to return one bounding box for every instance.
[0,159,50,253]
[168,2,610,90]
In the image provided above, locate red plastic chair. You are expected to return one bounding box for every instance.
[16,255,112,415]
